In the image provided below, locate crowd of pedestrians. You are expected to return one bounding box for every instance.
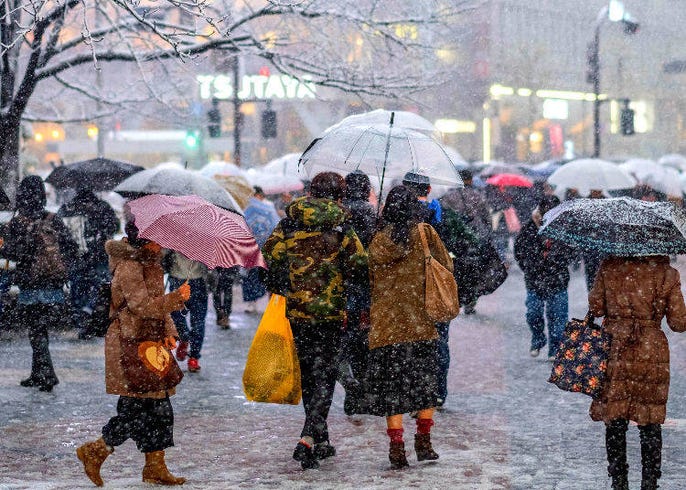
[1,159,686,490]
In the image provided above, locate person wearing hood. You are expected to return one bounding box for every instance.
[514,195,574,360]
[2,175,78,392]
[57,187,120,339]
[76,220,190,487]
[262,172,367,470]
[366,185,453,469]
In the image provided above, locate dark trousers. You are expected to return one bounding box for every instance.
[606,419,662,480]
[435,322,450,405]
[212,268,237,316]
[19,303,59,387]
[290,319,342,444]
[170,277,208,359]
[102,396,174,453]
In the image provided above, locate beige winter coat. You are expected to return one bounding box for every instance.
[104,239,186,398]
[368,223,453,350]
[589,256,686,425]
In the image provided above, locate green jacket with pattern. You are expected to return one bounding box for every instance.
[261,197,368,322]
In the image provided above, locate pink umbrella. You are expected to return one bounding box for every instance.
[485,173,533,189]
[125,194,267,270]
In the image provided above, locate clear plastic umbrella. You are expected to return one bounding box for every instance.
[262,153,303,177]
[299,122,463,196]
[547,158,636,197]
[324,109,440,139]
[658,153,686,172]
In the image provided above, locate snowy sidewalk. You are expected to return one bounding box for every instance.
[2,265,686,489]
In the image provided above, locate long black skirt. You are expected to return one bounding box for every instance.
[361,339,440,417]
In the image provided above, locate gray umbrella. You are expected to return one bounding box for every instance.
[539,197,686,256]
[114,166,242,214]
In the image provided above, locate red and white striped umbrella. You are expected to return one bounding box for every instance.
[125,194,266,270]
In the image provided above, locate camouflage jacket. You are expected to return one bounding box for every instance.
[262,197,368,322]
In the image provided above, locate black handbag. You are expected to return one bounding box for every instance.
[548,313,610,398]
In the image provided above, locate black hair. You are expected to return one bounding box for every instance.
[380,185,421,244]
[345,171,371,201]
[124,220,150,248]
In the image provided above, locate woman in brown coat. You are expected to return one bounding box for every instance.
[76,221,190,487]
[366,185,454,469]
[589,255,686,490]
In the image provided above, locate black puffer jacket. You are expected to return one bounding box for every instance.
[514,218,574,296]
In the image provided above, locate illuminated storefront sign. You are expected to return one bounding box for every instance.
[197,74,317,100]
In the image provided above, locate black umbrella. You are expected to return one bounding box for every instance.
[539,197,686,256]
[46,157,144,191]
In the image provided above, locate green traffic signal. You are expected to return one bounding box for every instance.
[184,130,199,149]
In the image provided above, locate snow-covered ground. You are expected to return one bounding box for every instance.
[2,262,686,489]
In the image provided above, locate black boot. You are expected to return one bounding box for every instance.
[389,441,409,469]
[606,420,629,490]
[640,424,662,490]
[293,440,319,470]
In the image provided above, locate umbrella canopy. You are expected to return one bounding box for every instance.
[114,166,242,213]
[478,162,525,177]
[45,157,144,191]
[547,158,636,197]
[212,174,254,209]
[262,153,303,177]
[324,109,440,139]
[299,123,463,189]
[198,160,244,178]
[658,153,686,172]
[443,146,470,171]
[522,159,565,181]
[125,194,265,270]
[619,158,682,197]
[485,173,533,188]
[244,168,304,195]
[539,197,686,256]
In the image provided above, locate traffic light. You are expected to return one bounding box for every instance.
[207,99,221,138]
[261,110,277,139]
[620,100,635,136]
[184,129,200,149]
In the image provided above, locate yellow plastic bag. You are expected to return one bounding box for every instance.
[242,294,302,404]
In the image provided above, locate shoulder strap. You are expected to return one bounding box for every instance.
[108,264,127,321]
[417,224,431,259]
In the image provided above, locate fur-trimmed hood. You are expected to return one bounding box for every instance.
[105,238,161,272]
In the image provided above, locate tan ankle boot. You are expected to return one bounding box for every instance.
[142,450,186,485]
[76,437,113,487]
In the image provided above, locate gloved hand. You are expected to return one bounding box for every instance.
[178,281,191,301]
[164,336,177,350]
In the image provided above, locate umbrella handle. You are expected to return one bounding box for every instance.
[377,111,395,215]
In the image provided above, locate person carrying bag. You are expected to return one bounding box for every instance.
[76,221,190,487]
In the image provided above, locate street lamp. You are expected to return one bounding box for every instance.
[587,0,639,157]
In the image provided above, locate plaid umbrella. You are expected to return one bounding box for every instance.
[125,194,266,270]
[539,197,686,256]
